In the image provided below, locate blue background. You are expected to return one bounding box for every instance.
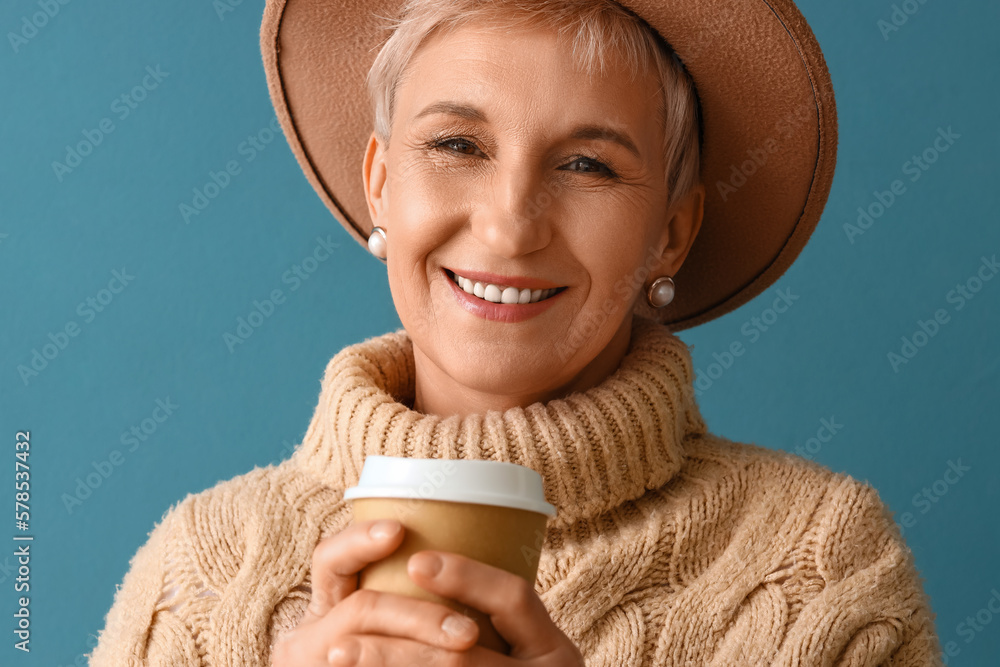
[1,0,997,664]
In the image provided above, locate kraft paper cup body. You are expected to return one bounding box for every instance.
[344,456,556,654]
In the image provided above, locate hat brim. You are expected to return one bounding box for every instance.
[261,0,837,331]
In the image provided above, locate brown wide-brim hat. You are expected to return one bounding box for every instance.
[260,0,837,331]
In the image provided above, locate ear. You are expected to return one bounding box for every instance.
[362,131,389,227]
[652,182,705,277]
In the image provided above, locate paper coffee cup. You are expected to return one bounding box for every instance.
[343,456,556,654]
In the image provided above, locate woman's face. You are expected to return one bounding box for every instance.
[363,21,703,415]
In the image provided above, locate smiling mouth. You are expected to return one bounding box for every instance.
[445,269,567,305]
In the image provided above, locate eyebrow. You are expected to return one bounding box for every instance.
[413,101,642,159]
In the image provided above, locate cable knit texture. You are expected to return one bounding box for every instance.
[88,314,943,666]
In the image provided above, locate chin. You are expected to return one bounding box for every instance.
[443,342,557,391]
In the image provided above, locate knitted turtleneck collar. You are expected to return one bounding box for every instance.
[289,313,707,529]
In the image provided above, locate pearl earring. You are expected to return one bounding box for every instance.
[646,276,676,308]
[367,226,387,261]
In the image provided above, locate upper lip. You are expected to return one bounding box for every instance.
[445,268,563,290]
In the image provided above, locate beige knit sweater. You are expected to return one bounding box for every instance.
[88,314,943,666]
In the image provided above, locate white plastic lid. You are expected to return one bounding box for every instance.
[343,455,556,517]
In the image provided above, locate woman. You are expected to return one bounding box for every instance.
[89,0,943,665]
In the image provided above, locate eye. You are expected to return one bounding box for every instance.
[426,137,618,178]
[564,156,617,178]
[429,137,483,156]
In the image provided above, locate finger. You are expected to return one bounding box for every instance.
[301,519,404,625]
[325,633,507,667]
[317,588,481,654]
[407,551,560,660]
[272,626,338,667]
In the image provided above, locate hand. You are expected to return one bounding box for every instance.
[271,518,584,666]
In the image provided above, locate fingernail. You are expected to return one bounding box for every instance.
[328,640,359,665]
[442,614,476,638]
[409,552,442,577]
[369,520,400,540]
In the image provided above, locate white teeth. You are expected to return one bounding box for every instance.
[451,271,559,304]
[500,286,520,304]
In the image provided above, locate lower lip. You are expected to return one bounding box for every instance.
[444,270,563,323]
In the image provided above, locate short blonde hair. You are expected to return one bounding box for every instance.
[365,0,703,213]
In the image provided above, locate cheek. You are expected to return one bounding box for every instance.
[572,226,650,299]
[388,167,469,245]
[392,153,481,207]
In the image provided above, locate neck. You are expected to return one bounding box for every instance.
[288,313,707,529]
[411,318,634,418]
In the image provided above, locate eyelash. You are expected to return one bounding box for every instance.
[425,136,619,179]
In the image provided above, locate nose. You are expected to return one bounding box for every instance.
[470,161,553,259]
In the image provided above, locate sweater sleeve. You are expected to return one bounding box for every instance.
[86,500,203,667]
[776,477,944,667]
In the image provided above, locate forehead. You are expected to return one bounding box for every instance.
[396,21,662,147]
